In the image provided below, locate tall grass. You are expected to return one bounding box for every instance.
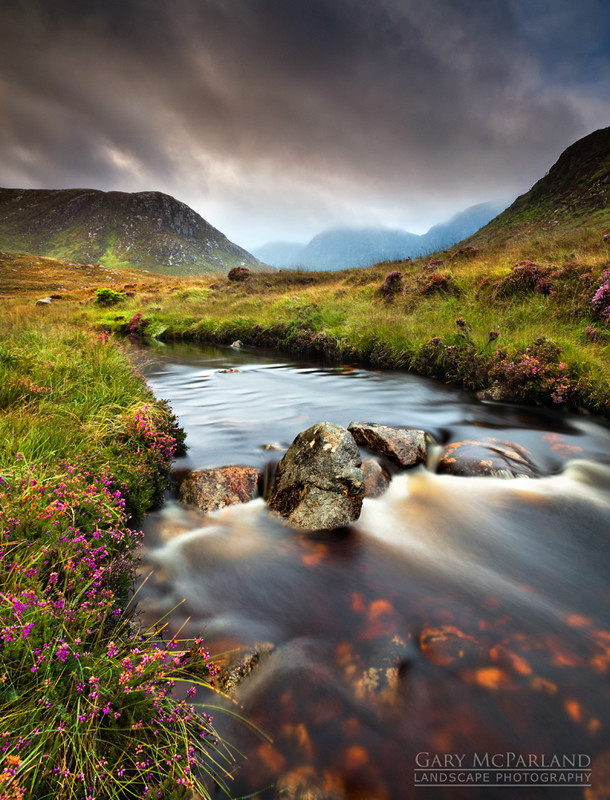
[0,305,234,799]
[88,231,610,415]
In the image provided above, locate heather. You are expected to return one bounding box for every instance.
[89,227,610,416]
[0,309,231,799]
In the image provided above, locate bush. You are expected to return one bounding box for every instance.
[227,266,250,282]
[416,272,458,295]
[491,261,555,299]
[94,288,123,307]
[592,270,610,321]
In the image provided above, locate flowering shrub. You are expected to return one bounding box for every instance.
[416,272,458,295]
[380,271,403,298]
[490,337,575,406]
[0,323,228,799]
[227,266,250,282]
[129,312,150,336]
[450,246,478,260]
[591,270,610,321]
[491,261,555,299]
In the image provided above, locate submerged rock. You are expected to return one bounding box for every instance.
[436,438,538,478]
[217,642,275,695]
[177,466,259,512]
[348,422,428,468]
[274,766,346,800]
[361,458,391,498]
[268,422,364,530]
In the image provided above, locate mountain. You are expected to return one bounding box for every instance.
[466,126,610,248]
[252,202,503,270]
[252,240,307,267]
[0,187,266,275]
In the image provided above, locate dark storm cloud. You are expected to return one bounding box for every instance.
[0,0,608,244]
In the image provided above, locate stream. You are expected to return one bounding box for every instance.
[136,341,610,800]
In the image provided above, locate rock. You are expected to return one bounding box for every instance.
[348,422,428,468]
[177,466,259,512]
[361,458,391,498]
[436,438,538,478]
[217,642,275,695]
[476,383,512,402]
[122,290,135,297]
[36,297,53,305]
[274,766,345,800]
[337,634,413,705]
[419,625,482,668]
[230,340,243,349]
[268,422,364,530]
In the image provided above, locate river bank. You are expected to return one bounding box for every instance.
[0,305,232,799]
[88,229,610,418]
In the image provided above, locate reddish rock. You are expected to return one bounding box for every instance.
[177,466,259,513]
[436,438,537,478]
[361,458,391,498]
[419,625,482,668]
[348,422,428,468]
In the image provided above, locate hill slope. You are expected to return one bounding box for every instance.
[253,202,502,269]
[467,126,610,248]
[0,187,266,275]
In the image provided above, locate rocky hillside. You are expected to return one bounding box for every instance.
[253,202,502,270]
[467,126,610,247]
[0,188,266,275]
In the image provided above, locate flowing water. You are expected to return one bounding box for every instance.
[136,341,610,800]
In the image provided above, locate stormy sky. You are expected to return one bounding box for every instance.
[0,0,609,248]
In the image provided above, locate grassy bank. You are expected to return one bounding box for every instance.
[89,228,610,417]
[0,304,233,799]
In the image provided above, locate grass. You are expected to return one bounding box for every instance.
[75,227,610,415]
[0,306,235,799]
[1,219,609,797]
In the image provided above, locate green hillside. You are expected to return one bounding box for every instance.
[0,187,266,275]
[467,126,610,248]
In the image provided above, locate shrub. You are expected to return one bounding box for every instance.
[227,266,250,282]
[129,312,150,336]
[490,337,575,406]
[591,270,610,321]
[416,272,458,295]
[379,271,403,301]
[94,288,123,307]
[491,261,555,299]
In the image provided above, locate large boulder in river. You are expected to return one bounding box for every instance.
[348,422,428,468]
[436,439,537,478]
[268,422,364,530]
[177,466,259,512]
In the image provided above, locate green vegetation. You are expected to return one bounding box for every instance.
[85,226,610,416]
[0,306,233,799]
[0,187,265,276]
[94,287,124,307]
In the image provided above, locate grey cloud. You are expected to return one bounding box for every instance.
[0,0,607,244]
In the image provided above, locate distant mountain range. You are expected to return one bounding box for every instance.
[252,202,505,270]
[466,125,610,248]
[0,188,265,275]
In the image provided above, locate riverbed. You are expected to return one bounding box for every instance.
[136,341,610,800]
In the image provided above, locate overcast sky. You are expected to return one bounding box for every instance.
[0,0,609,248]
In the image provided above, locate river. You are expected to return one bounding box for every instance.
[136,340,610,800]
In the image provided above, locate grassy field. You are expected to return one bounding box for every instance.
[72,226,610,416]
[0,303,235,799]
